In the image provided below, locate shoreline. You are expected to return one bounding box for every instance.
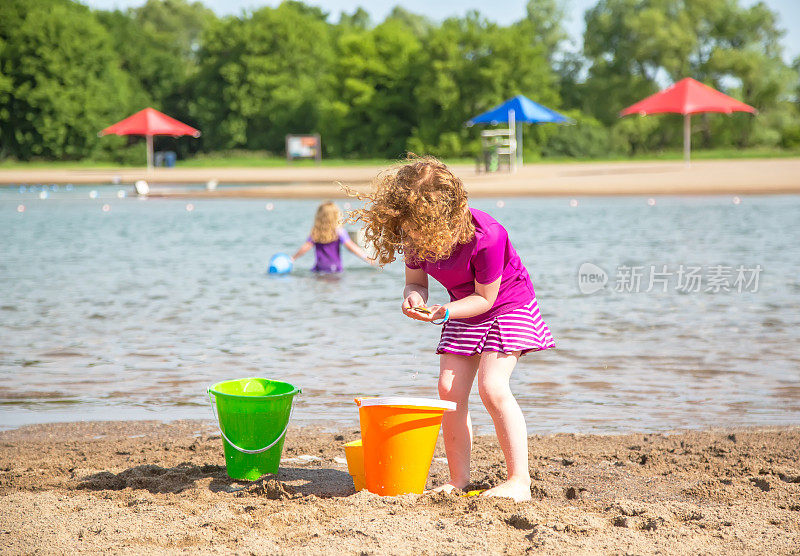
[2,420,798,553]
[2,158,800,197]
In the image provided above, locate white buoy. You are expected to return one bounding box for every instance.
[569,199,578,207]
[117,190,126,198]
[39,191,48,200]
[733,196,741,205]
[265,203,274,211]
[496,200,505,208]
[206,179,218,191]
[647,198,656,206]
[17,204,25,213]
[102,204,111,212]
[89,190,99,199]
[134,180,149,196]
[186,203,194,212]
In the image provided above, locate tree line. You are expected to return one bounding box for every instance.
[1,0,798,162]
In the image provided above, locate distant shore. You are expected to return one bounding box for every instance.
[2,158,800,197]
[1,420,798,553]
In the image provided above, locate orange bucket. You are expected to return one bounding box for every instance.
[355,397,456,496]
[343,439,365,491]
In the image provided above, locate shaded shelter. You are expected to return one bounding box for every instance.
[99,108,201,171]
[620,78,756,164]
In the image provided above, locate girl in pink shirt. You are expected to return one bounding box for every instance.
[350,156,555,502]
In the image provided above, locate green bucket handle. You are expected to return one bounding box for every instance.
[207,389,298,455]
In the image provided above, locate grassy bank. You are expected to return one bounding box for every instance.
[527,146,800,164]
[0,148,797,170]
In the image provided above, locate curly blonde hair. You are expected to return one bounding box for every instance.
[346,155,474,266]
[310,201,342,244]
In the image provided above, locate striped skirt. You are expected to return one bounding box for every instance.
[437,298,556,357]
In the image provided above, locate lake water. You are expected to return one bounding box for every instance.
[1,184,799,434]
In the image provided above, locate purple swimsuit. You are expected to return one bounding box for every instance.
[309,228,351,273]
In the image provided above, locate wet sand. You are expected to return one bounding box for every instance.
[1,421,798,554]
[2,158,800,196]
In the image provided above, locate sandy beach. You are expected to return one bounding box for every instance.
[3,157,800,553]
[1,421,798,554]
[2,158,800,197]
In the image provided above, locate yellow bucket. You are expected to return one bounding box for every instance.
[355,397,456,496]
[343,440,365,491]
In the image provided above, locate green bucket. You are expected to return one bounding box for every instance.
[208,377,301,481]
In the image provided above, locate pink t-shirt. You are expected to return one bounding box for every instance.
[405,208,535,324]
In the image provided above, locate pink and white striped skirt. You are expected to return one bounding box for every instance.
[437,298,556,357]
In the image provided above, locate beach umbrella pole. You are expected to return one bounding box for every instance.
[509,109,517,174]
[146,134,154,173]
[683,114,691,166]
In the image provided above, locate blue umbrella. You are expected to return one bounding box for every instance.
[467,95,570,167]
[467,95,569,125]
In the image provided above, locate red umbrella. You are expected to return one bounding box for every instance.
[620,78,756,164]
[99,108,201,171]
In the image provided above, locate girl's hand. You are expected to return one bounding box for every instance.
[402,292,425,319]
[403,301,447,323]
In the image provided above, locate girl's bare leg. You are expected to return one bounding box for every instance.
[477,350,532,502]
[431,352,479,492]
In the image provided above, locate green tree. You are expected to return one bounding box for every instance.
[581,0,694,125]
[700,1,794,146]
[541,110,624,158]
[582,0,796,148]
[794,56,800,102]
[384,7,434,40]
[191,3,334,152]
[96,2,214,109]
[0,0,138,160]
[779,56,800,148]
[280,1,329,22]
[517,0,582,141]
[96,0,215,156]
[409,12,559,157]
[338,7,371,30]
[519,0,569,64]
[322,19,424,158]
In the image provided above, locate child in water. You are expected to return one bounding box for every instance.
[350,156,555,502]
[292,201,372,272]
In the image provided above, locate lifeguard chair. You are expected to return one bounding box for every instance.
[477,121,517,174]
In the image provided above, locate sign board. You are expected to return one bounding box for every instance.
[286,134,322,162]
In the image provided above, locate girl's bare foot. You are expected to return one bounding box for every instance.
[481,478,532,502]
[425,482,466,495]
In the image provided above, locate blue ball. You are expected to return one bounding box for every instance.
[268,253,293,275]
